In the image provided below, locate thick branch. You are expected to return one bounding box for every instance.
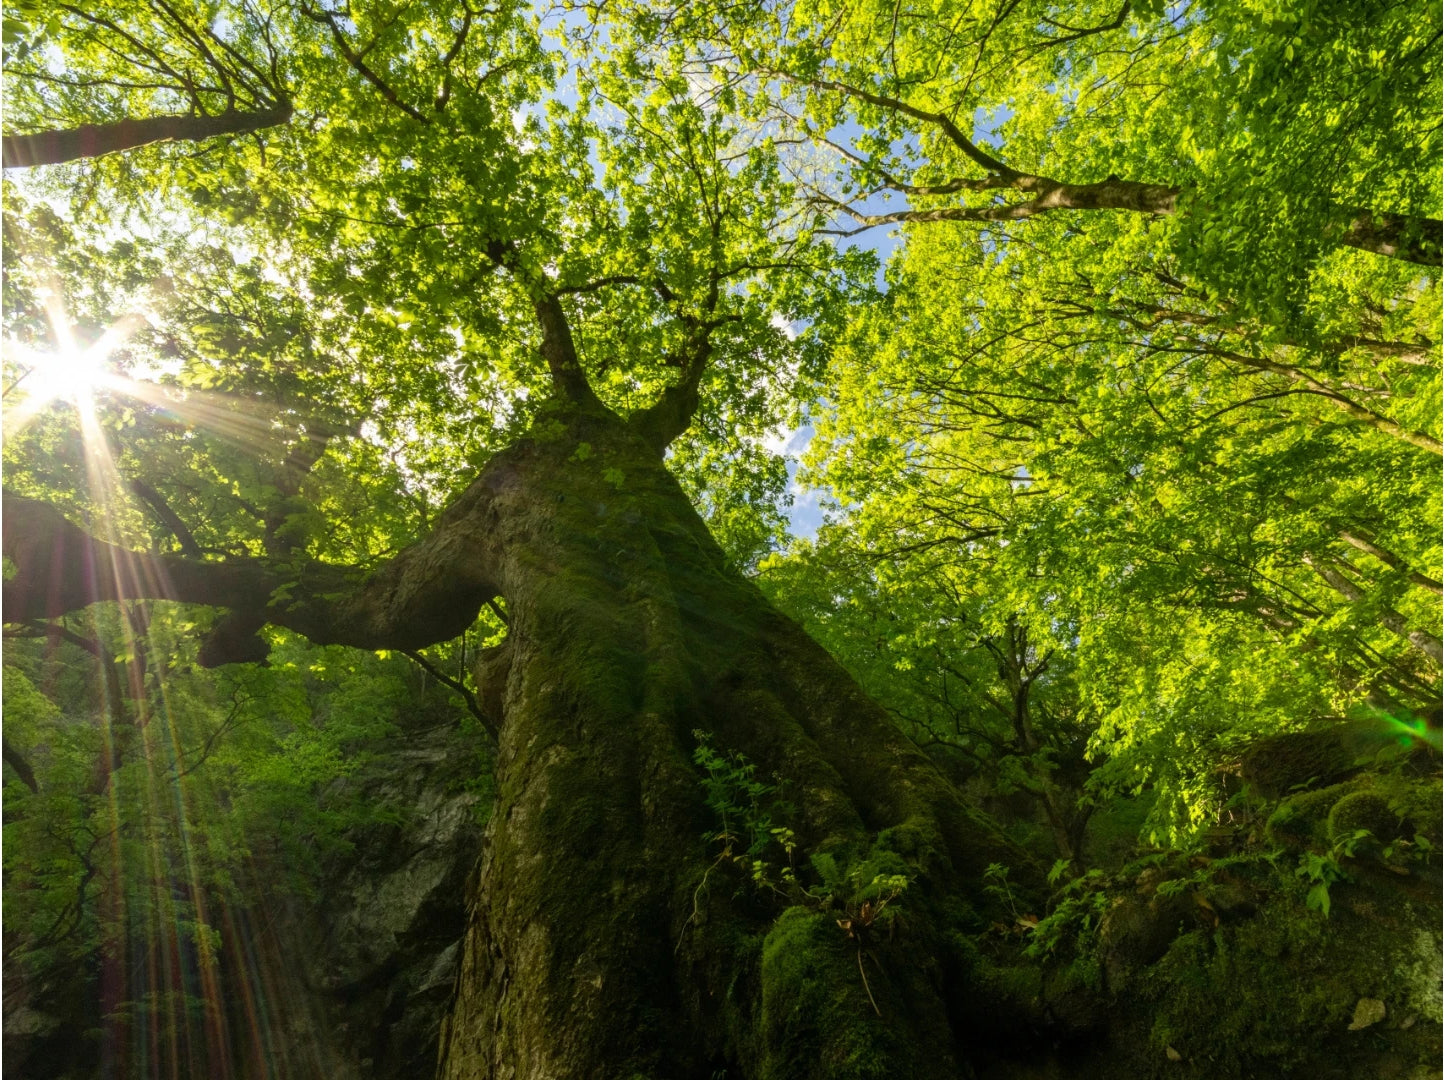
[3,488,500,666]
[817,177,1178,233]
[629,332,715,452]
[786,73,1442,266]
[2,738,40,793]
[128,477,204,558]
[1336,530,1443,596]
[533,293,602,406]
[1278,495,1443,596]
[2,102,291,168]
[5,618,106,657]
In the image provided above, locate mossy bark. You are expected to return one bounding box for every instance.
[434,404,1029,1079]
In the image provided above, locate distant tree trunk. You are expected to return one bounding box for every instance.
[434,404,1032,1079]
[2,103,292,169]
[1338,210,1444,266]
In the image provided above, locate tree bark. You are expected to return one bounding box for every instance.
[1,103,292,168]
[3,400,1038,1076]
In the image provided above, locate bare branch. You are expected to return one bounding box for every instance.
[3,102,292,167]
[404,648,498,742]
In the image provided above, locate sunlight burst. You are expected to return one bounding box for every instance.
[3,287,143,432]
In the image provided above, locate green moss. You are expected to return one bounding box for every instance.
[759,907,902,1079]
[1327,791,1403,845]
[1123,869,1444,1077]
[1378,774,1444,845]
[872,820,940,865]
[1055,955,1102,994]
[1084,792,1155,870]
[1146,910,1354,1069]
[1240,720,1382,798]
[979,960,1043,1006]
[1264,780,1358,846]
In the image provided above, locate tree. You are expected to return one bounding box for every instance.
[3,1,1031,1076]
[732,0,1442,293]
[797,187,1441,841]
[2,0,293,166]
[761,532,1097,870]
[2,0,1439,1076]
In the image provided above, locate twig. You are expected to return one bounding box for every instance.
[857,947,882,1016]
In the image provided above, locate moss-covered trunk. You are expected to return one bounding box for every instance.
[435,405,1029,1079]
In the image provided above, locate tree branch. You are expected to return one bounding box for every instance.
[533,293,602,406]
[2,738,40,793]
[304,6,429,125]
[1337,530,1443,596]
[3,485,502,667]
[1277,494,1443,596]
[781,72,1442,266]
[764,69,1017,178]
[403,648,498,742]
[2,102,292,168]
[1303,553,1443,664]
[629,328,716,452]
[1338,211,1443,267]
[815,177,1178,234]
[128,477,204,558]
[5,619,106,657]
[1187,344,1442,455]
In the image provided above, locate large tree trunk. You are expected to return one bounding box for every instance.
[0,397,1036,1076]
[433,403,1032,1078]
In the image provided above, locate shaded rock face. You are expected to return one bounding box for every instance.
[293,719,487,1080]
[1239,714,1438,799]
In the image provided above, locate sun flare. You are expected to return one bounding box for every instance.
[3,289,143,431]
[10,342,109,405]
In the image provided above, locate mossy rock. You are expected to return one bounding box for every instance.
[1083,792,1155,871]
[758,907,954,1080]
[1144,904,1351,1070]
[1327,791,1404,846]
[1265,781,1359,847]
[1240,717,1411,799]
[1380,774,1444,846]
[1100,892,1197,989]
[1039,958,1106,1034]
